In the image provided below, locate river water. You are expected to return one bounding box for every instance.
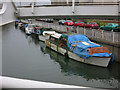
[2,23,120,88]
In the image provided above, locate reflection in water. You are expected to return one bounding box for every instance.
[25,35,40,46]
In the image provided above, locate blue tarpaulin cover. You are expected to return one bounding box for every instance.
[67,34,112,59]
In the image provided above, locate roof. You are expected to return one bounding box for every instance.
[43,31,56,36]
[51,33,62,39]
[28,24,36,26]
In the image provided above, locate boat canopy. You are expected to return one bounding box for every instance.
[28,24,36,26]
[67,34,112,59]
[51,33,62,39]
[43,31,56,36]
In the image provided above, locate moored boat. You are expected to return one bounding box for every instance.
[15,20,20,27]
[18,23,23,28]
[34,26,44,35]
[34,27,53,35]
[25,24,36,35]
[45,34,113,67]
[20,23,28,32]
[39,31,56,42]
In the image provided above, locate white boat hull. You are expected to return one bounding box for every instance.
[25,27,31,35]
[39,35,50,42]
[45,40,111,67]
[39,31,57,42]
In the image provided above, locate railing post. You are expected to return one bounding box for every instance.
[113,32,115,43]
[76,27,78,34]
[31,1,35,14]
[72,0,75,13]
[84,28,86,35]
[92,29,94,38]
[66,0,69,5]
[101,30,104,39]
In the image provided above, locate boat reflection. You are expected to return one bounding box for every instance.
[25,35,40,46]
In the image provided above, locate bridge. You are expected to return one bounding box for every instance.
[17,1,119,20]
[0,0,120,26]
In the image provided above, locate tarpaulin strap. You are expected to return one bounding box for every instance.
[70,41,80,50]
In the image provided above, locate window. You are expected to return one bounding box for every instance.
[109,24,113,26]
[80,22,84,23]
[93,22,97,24]
[105,24,109,26]
[67,21,72,22]
[87,22,90,24]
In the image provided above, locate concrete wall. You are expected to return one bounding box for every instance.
[0,2,16,26]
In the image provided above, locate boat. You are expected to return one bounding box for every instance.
[15,20,20,27]
[44,46,118,79]
[20,23,28,32]
[25,24,36,35]
[45,34,113,67]
[33,26,55,41]
[34,26,53,35]
[39,31,56,42]
[18,22,23,28]
[34,26,44,35]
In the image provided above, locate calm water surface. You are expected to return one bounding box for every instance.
[2,23,120,88]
